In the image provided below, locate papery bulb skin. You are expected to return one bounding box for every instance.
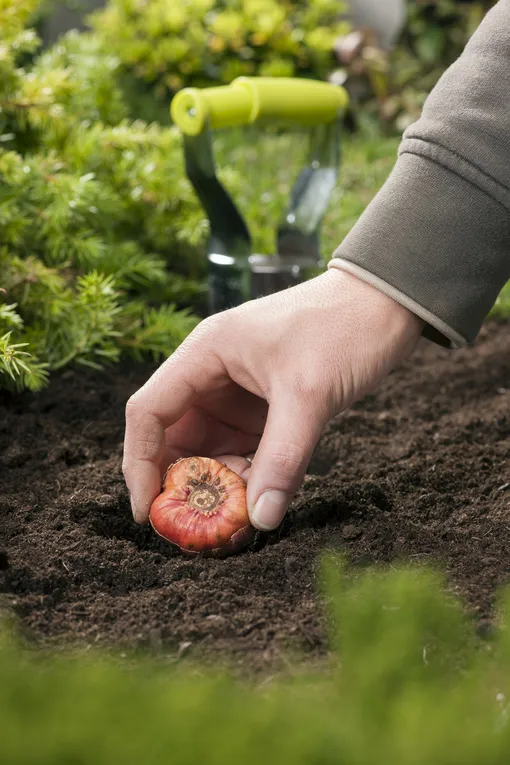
[149,457,255,558]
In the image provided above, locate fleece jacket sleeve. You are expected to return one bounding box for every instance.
[328,0,510,348]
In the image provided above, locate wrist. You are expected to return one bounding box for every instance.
[325,259,425,340]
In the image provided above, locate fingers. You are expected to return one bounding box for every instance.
[123,408,167,524]
[196,386,268,435]
[123,337,225,524]
[163,405,263,464]
[246,394,327,531]
[215,454,253,482]
[159,421,260,487]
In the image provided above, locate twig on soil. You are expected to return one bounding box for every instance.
[256,675,276,691]
[472,526,498,542]
[175,641,192,661]
[61,540,83,553]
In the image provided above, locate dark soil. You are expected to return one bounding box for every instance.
[1,321,509,672]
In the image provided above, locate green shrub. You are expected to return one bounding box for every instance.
[334,0,495,130]
[89,0,350,115]
[3,558,510,764]
[0,2,206,391]
[4,2,507,392]
[490,282,510,320]
[385,0,494,129]
[0,0,409,392]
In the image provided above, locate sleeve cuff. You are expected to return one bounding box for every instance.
[331,152,510,348]
[327,258,467,348]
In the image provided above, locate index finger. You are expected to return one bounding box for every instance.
[123,347,225,523]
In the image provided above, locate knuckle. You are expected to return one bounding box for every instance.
[193,312,229,341]
[269,441,306,477]
[121,449,133,482]
[123,395,160,479]
[203,310,228,330]
[287,372,336,420]
[290,372,323,402]
[133,436,162,462]
[122,434,162,478]
[169,313,230,369]
[125,393,143,420]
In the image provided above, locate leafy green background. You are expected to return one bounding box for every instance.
[89,0,350,103]
[1,0,507,392]
[0,0,401,390]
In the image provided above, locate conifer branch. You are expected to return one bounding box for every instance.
[0,9,205,392]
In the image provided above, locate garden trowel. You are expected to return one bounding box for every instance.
[171,76,348,314]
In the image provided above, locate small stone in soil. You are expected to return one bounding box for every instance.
[341,524,362,540]
[284,556,300,578]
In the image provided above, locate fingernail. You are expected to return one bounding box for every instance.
[130,493,140,523]
[250,490,287,531]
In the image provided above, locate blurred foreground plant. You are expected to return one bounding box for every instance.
[89,0,350,118]
[3,558,510,763]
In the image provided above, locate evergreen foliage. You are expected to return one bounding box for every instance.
[2,1,508,391]
[0,2,205,391]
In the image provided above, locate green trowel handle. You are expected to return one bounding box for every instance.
[171,77,348,136]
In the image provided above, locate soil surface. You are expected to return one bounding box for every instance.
[1,321,509,673]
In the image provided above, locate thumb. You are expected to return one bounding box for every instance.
[246,396,326,531]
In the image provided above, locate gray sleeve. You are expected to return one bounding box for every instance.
[329,0,510,348]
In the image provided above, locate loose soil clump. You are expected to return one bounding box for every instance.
[1,322,509,672]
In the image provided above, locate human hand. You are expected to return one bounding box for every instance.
[123,269,423,531]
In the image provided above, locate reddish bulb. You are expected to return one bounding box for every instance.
[149,457,255,557]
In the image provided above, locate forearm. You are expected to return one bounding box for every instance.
[330,0,510,348]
